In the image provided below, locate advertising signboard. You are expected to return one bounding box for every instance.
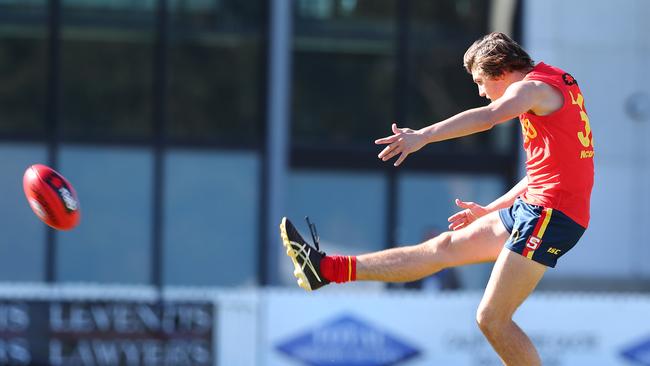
[263,291,650,366]
[0,300,214,366]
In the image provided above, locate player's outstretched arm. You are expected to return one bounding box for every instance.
[375,81,543,166]
[419,81,539,143]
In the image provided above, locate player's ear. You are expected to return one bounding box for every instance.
[493,72,507,81]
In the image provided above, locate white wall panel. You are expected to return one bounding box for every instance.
[524,0,648,280]
[526,0,639,48]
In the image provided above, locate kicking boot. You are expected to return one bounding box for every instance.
[279,216,330,291]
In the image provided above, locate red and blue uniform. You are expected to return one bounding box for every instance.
[500,62,595,267]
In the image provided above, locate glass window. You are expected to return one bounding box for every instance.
[57,146,152,284]
[284,170,386,279]
[287,170,387,252]
[60,1,155,140]
[397,172,505,289]
[0,1,47,137]
[167,0,266,144]
[405,0,514,154]
[163,150,260,286]
[283,170,387,289]
[0,143,47,281]
[292,0,396,146]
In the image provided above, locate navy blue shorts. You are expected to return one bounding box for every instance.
[499,198,586,268]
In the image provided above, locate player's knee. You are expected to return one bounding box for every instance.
[475,304,507,336]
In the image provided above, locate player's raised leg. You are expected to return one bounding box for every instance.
[280,210,510,290]
[476,248,547,366]
[356,210,509,282]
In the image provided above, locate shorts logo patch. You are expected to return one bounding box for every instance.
[547,247,562,255]
[526,236,542,250]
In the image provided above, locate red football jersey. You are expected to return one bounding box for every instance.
[519,62,594,228]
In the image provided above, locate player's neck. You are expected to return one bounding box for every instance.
[505,70,528,83]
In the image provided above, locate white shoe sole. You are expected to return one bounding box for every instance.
[280,217,313,291]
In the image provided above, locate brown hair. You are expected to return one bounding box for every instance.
[463,32,534,78]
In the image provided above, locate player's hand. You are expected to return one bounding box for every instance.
[375,123,427,166]
[447,199,489,231]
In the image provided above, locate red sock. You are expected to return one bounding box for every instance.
[321,255,357,283]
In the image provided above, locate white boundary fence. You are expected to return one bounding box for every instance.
[0,284,648,366]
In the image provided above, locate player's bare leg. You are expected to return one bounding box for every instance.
[356,210,509,282]
[280,210,509,289]
[476,248,547,366]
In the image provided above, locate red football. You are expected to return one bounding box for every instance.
[23,164,80,230]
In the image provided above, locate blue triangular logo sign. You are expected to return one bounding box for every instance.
[621,336,650,366]
[275,314,420,366]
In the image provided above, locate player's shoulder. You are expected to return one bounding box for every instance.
[506,79,552,100]
[515,79,562,99]
[513,80,564,116]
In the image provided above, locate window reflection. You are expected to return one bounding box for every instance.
[0,1,47,137]
[290,0,511,155]
[292,0,396,146]
[167,0,265,144]
[163,150,260,286]
[405,0,505,154]
[57,146,152,284]
[0,144,47,281]
[60,1,155,140]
